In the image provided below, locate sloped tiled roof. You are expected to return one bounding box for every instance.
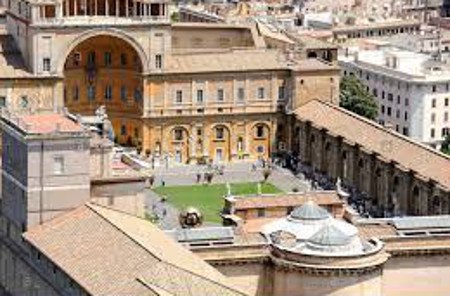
[24,203,248,296]
[229,191,342,210]
[165,50,287,74]
[294,100,450,190]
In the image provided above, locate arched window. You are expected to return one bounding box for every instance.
[215,127,224,140]
[358,159,364,168]
[173,128,184,141]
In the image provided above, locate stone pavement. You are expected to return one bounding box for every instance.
[145,162,312,230]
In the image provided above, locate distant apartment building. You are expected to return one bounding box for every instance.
[339,47,450,149]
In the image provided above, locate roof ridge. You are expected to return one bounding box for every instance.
[313,99,450,162]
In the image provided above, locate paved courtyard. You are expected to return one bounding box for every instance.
[146,162,313,229]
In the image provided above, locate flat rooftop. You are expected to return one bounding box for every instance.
[340,46,450,81]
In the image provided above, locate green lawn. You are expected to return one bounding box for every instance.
[153,182,282,223]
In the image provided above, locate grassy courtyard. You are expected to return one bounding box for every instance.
[153,182,282,223]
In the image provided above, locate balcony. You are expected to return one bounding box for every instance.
[31,15,169,27]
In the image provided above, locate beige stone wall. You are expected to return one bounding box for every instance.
[216,263,271,296]
[0,79,58,113]
[144,113,280,162]
[90,193,145,217]
[172,26,255,49]
[383,255,450,296]
[272,268,383,296]
[292,70,340,110]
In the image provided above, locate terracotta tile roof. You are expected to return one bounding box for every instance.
[24,203,248,296]
[357,223,398,239]
[229,191,342,210]
[17,114,83,134]
[294,100,450,190]
[165,50,287,74]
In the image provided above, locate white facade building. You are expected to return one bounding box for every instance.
[339,46,450,149]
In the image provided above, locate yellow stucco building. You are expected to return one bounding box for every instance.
[0,0,339,164]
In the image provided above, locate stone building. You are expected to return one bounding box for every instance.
[0,112,91,236]
[0,1,340,164]
[339,46,450,149]
[293,100,450,217]
[0,111,248,296]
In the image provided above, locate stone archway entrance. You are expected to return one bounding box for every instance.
[63,34,144,146]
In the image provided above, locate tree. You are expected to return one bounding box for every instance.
[339,75,378,120]
[441,135,450,155]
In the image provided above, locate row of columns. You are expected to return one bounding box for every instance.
[61,0,166,17]
[296,119,450,216]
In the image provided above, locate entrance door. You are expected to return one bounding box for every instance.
[175,150,182,163]
[215,148,223,163]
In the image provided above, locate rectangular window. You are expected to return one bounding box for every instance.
[104,52,112,67]
[104,85,112,101]
[155,54,162,69]
[256,126,264,138]
[381,105,385,114]
[216,127,224,139]
[403,127,409,136]
[257,208,265,218]
[445,98,449,106]
[405,98,409,106]
[432,99,437,108]
[387,93,393,101]
[120,86,127,102]
[175,90,183,104]
[87,86,95,101]
[73,52,81,66]
[197,89,204,103]
[134,88,142,102]
[87,51,96,66]
[431,128,435,138]
[73,85,79,101]
[443,128,450,137]
[257,87,265,99]
[278,86,285,100]
[217,88,224,102]
[237,87,245,101]
[397,96,401,104]
[387,107,392,116]
[53,156,64,175]
[0,96,6,108]
[404,111,408,121]
[120,53,127,66]
[174,129,183,141]
[43,58,51,72]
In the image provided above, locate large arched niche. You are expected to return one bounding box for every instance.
[62,32,145,146]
